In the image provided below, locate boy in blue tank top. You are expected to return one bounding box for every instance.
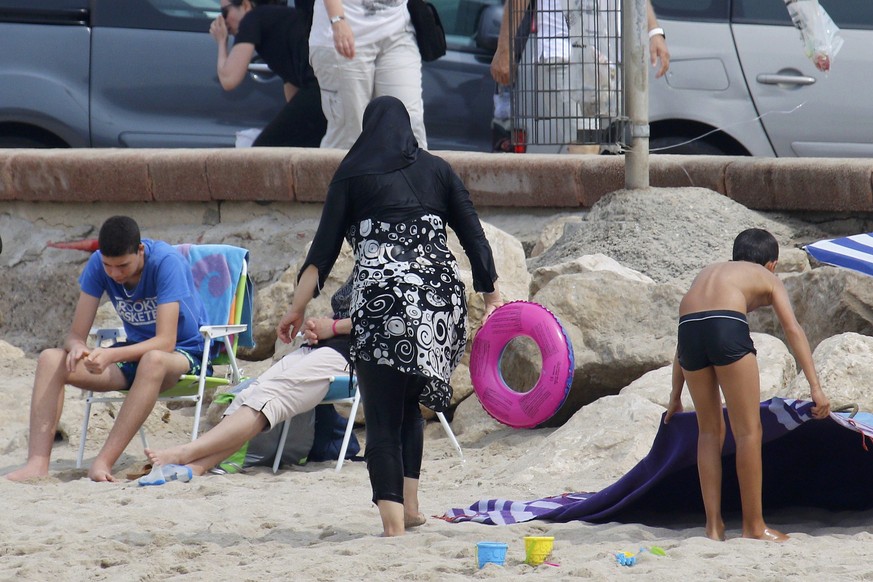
[6,216,208,483]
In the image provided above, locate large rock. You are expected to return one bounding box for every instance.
[529,214,584,258]
[499,271,684,426]
[748,267,873,351]
[529,187,823,287]
[498,394,664,491]
[529,253,654,296]
[620,332,797,409]
[785,332,873,411]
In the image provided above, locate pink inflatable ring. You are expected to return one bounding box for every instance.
[470,301,574,428]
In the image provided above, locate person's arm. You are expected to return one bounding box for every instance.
[770,276,830,419]
[210,14,255,90]
[324,0,355,59]
[664,351,685,423]
[490,0,530,86]
[84,302,180,374]
[443,167,499,295]
[646,1,670,79]
[284,83,300,102]
[278,264,319,344]
[302,316,351,344]
[64,292,101,372]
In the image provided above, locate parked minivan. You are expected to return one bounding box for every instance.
[649,0,873,157]
[0,0,502,151]
[1,0,869,156]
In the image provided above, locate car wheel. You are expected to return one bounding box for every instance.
[650,135,729,155]
[0,134,60,148]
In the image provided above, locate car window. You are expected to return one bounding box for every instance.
[431,0,501,49]
[650,0,728,22]
[733,0,873,30]
[92,0,218,31]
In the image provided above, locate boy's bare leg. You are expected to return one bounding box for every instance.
[146,406,268,476]
[6,349,72,481]
[6,349,125,482]
[716,354,788,542]
[684,365,727,541]
[88,351,190,482]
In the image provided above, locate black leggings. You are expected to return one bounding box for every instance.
[253,83,327,147]
[355,361,426,505]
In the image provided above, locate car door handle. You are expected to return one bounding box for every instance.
[756,73,816,86]
[247,63,271,74]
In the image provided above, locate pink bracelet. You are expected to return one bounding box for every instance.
[331,319,339,335]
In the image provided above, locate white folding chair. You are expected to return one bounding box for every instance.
[272,375,464,473]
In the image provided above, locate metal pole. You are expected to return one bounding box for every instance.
[622,0,649,189]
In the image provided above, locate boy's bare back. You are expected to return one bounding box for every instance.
[680,261,777,316]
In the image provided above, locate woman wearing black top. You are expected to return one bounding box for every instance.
[212,0,327,147]
[278,96,503,536]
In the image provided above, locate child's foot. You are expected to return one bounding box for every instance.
[744,527,789,542]
[704,518,726,541]
[144,446,186,467]
[404,512,427,529]
[5,462,49,482]
[705,526,726,541]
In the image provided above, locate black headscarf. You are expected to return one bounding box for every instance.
[331,96,419,183]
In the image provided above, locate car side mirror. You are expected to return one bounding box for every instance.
[476,4,503,52]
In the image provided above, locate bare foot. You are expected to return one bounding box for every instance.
[404,512,427,529]
[87,460,117,482]
[5,461,50,482]
[706,527,725,542]
[144,446,186,467]
[744,527,789,542]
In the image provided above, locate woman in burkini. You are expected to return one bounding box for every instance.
[278,96,502,536]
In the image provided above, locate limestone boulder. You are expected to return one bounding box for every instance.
[497,271,684,426]
[498,394,664,491]
[785,332,873,411]
[748,267,873,351]
[777,247,810,274]
[529,214,584,258]
[530,253,654,297]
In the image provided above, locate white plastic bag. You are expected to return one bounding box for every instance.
[784,0,844,72]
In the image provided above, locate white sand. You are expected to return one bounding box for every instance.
[3,346,872,581]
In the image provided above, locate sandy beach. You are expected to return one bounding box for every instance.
[4,189,873,581]
[3,340,873,582]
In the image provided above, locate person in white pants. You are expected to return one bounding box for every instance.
[309,0,427,149]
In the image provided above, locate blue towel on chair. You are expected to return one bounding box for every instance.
[176,244,255,348]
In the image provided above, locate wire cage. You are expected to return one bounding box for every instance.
[508,0,628,150]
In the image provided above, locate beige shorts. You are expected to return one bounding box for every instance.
[224,345,349,430]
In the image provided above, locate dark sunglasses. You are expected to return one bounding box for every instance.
[220,5,232,18]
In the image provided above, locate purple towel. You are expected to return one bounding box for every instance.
[443,398,873,525]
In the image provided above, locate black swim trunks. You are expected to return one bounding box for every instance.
[677,310,757,371]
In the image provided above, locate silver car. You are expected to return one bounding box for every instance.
[0,0,502,150]
[649,0,873,157]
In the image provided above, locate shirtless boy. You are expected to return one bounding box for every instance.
[664,228,830,542]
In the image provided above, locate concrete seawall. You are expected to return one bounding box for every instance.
[1,149,872,211]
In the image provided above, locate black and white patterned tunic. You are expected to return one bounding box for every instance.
[348,213,466,411]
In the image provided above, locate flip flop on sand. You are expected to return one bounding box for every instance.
[137,464,193,487]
